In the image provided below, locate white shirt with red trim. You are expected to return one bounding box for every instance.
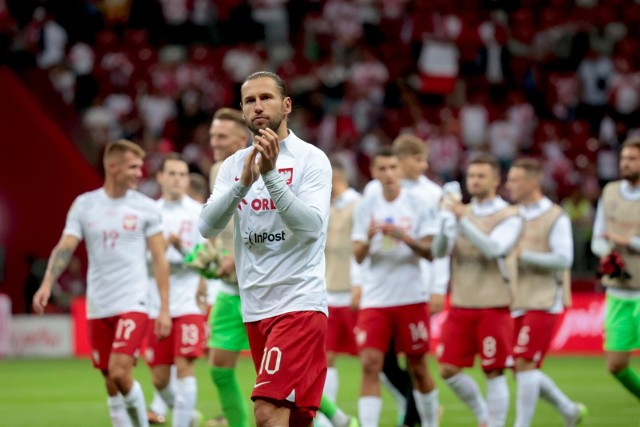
[353,187,438,308]
[63,188,163,319]
[202,131,332,322]
[148,195,205,318]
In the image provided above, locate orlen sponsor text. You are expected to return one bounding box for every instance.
[238,198,277,211]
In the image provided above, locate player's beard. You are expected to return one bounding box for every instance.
[248,113,283,137]
[621,170,640,183]
[469,187,488,200]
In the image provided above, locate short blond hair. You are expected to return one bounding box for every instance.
[622,137,640,151]
[103,139,145,168]
[188,172,209,202]
[392,134,427,157]
[213,108,245,127]
[512,158,542,177]
[469,153,500,175]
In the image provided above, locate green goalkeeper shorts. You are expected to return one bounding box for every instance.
[604,294,640,352]
[208,291,250,352]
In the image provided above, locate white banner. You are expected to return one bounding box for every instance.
[0,294,10,357]
[9,314,72,357]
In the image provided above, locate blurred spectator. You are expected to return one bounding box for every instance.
[158,0,192,44]
[33,7,67,69]
[137,85,176,137]
[427,109,463,183]
[48,63,75,105]
[596,144,618,187]
[68,41,99,110]
[488,111,519,170]
[607,55,640,128]
[459,89,489,149]
[222,42,266,104]
[505,90,537,151]
[251,0,291,67]
[415,11,461,98]
[577,47,613,131]
[82,102,122,163]
[547,70,579,121]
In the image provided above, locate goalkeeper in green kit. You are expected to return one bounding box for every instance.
[591,137,640,402]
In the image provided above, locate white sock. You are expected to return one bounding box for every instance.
[379,372,406,422]
[514,370,541,427]
[487,376,509,427]
[107,393,133,427]
[330,407,351,427]
[325,367,339,402]
[173,376,197,427]
[315,413,333,427]
[445,373,488,424]
[358,396,382,427]
[538,371,576,417]
[150,389,169,417]
[157,384,176,408]
[123,380,149,427]
[413,388,439,427]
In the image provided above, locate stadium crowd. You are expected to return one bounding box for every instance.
[4,0,640,275]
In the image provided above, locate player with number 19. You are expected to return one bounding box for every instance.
[145,153,207,427]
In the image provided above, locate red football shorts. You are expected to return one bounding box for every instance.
[245,311,327,418]
[437,307,514,372]
[356,303,431,356]
[513,311,558,368]
[327,305,358,356]
[89,311,148,370]
[145,314,205,367]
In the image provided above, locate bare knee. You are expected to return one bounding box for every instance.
[253,400,272,426]
[606,352,630,376]
[153,377,168,390]
[514,357,536,372]
[108,364,131,389]
[439,363,461,380]
[607,358,629,375]
[327,352,337,367]
[108,356,135,392]
[408,356,428,378]
[408,356,435,392]
[360,350,383,378]
[254,399,289,427]
[175,357,195,378]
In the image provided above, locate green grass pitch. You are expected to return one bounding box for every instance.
[0,355,638,426]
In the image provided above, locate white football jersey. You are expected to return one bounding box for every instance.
[148,196,205,318]
[63,188,162,319]
[207,131,331,322]
[352,187,438,308]
[362,176,450,295]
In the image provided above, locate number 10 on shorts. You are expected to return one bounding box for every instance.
[259,347,282,375]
